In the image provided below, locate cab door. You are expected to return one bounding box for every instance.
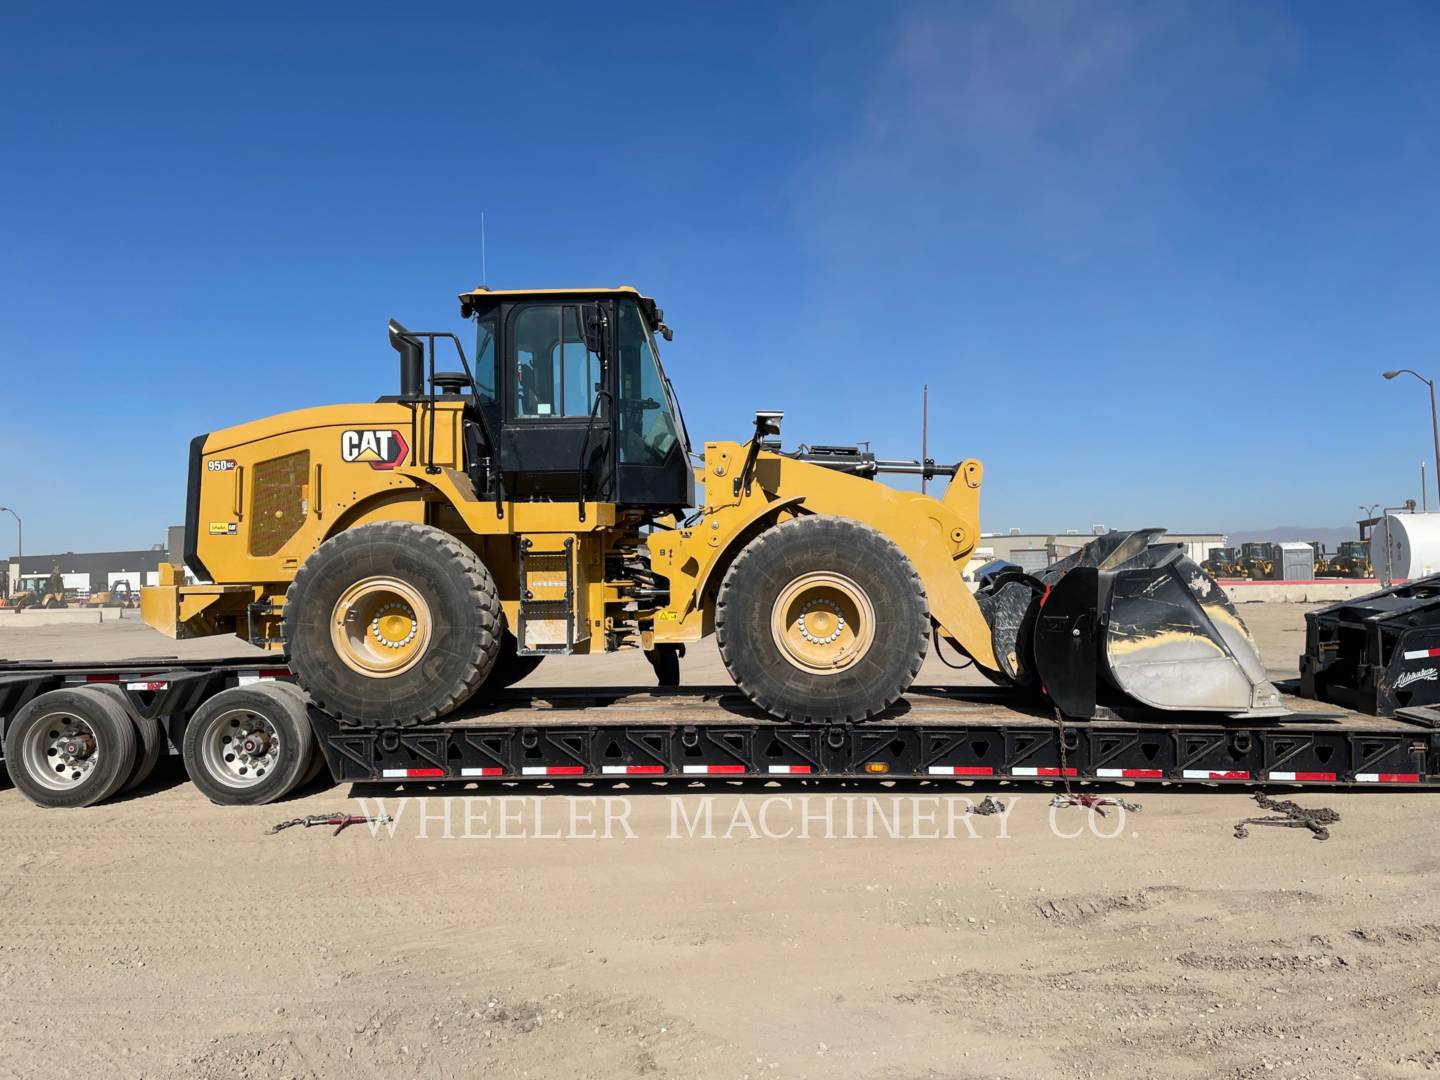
[498,301,612,501]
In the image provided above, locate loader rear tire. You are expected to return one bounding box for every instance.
[283,522,502,727]
[480,629,544,691]
[715,516,930,723]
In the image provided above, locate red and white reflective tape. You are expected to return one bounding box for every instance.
[460,766,504,777]
[682,764,746,775]
[521,765,585,777]
[1181,769,1250,780]
[766,764,812,774]
[125,680,169,691]
[1096,768,1164,779]
[1011,766,1078,778]
[1266,771,1337,782]
[236,668,290,685]
[927,765,995,776]
[382,767,446,779]
[601,764,666,775]
[70,673,120,684]
[1403,647,1440,660]
[1354,772,1421,784]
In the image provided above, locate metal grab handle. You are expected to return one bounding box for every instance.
[233,466,244,519]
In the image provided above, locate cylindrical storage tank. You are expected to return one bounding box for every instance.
[1371,514,1440,580]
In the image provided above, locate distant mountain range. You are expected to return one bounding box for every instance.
[1225,526,1364,549]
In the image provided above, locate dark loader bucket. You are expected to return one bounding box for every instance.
[974,529,1287,720]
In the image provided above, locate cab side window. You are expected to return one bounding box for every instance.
[511,304,599,418]
[473,313,498,404]
[616,300,679,464]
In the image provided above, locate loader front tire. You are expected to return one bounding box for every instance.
[716,516,930,723]
[283,522,502,727]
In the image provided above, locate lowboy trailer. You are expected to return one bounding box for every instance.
[3,655,1439,809]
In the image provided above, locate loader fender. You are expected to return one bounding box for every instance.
[654,446,998,669]
[748,457,998,671]
[323,488,428,540]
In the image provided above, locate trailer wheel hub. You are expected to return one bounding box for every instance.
[331,577,433,678]
[771,572,875,675]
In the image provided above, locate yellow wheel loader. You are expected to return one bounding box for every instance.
[141,286,1283,727]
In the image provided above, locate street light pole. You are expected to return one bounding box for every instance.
[0,506,20,596]
[1383,369,1440,509]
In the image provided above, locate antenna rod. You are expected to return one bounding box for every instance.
[481,211,487,287]
[921,384,929,494]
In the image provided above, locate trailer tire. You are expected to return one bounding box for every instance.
[283,522,503,727]
[3,687,138,808]
[181,683,315,806]
[87,684,165,793]
[267,681,330,788]
[716,516,930,723]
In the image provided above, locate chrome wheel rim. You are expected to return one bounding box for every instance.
[22,711,100,791]
[199,708,280,788]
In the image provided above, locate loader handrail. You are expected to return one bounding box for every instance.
[391,327,507,517]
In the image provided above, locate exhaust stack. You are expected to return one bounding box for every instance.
[389,319,424,400]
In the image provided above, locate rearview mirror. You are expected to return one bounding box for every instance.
[581,304,606,357]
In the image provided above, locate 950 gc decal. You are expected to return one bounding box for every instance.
[340,428,409,470]
[206,459,237,472]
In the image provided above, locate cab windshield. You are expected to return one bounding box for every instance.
[616,300,688,465]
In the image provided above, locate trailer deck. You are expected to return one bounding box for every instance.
[5,654,1439,804]
[312,683,1440,789]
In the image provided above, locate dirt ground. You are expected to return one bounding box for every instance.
[2,603,1437,1080]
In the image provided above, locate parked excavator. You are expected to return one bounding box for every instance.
[141,285,1284,727]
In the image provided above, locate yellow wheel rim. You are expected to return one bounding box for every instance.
[330,576,432,678]
[769,571,875,675]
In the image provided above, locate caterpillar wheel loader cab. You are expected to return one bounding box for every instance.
[141,284,1285,728]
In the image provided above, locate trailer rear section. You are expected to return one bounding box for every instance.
[0,659,303,808]
[4,659,1440,808]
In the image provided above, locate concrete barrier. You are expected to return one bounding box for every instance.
[0,609,105,627]
[1220,580,1378,603]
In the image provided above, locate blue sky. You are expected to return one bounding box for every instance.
[3,1,1439,555]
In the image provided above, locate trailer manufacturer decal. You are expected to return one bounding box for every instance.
[340,429,409,469]
[1395,666,1438,689]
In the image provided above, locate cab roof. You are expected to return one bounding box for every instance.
[458,285,644,300]
[458,285,669,335]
